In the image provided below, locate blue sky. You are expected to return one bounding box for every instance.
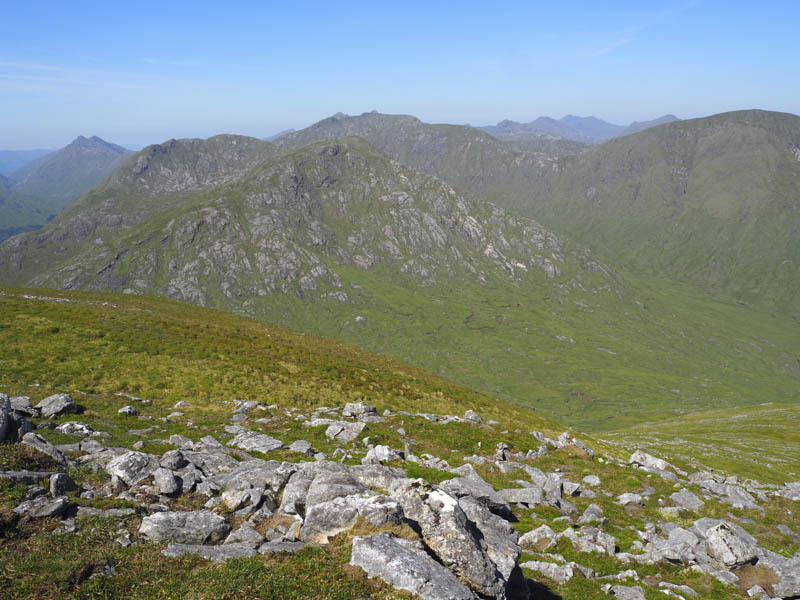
[1,0,799,148]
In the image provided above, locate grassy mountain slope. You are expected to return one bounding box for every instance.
[0,175,49,242]
[9,136,133,219]
[605,403,800,484]
[524,110,800,316]
[0,137,798,432]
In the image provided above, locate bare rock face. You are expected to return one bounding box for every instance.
[139,511,230,544]
[389,478,507,599]
[350,533,477,600]
[162,542,258,561]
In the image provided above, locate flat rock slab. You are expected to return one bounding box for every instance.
[227,430,286,454]
[139,510,230,544]
[162,542,258,561]
[351,533,476,600]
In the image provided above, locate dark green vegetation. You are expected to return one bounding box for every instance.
[1,135,798,431]
[0,136,132,242]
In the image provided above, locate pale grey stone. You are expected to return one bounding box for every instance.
[106,451,159,486]
[300,493,403,543]
[139,510,230,544]
[36,393,78,418]
[350,533,476,600]
[161,542,258,561]
[227,430,286,454]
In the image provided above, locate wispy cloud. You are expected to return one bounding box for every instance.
[589,0,696,58]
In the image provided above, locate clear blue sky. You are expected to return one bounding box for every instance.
[2,0,799,149]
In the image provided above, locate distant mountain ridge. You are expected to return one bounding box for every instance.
[0,148,52,177]
[10,135,132,216]
[480,114,679,143]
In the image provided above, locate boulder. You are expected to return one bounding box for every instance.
[670,489,704,511]
[139,510,230,544]
[350,533,476,600]
[153,468,180,496]
[227,430,286,454]
[9,396,39,418]
[605,585,646,600]
[288,440,314,456]
[224,522,266,544]
[35,393,78,418]
[520,560,579,585]
[519,524,557,551]
[464,409,482,424]
[208,459,284,492]
[629,450,673,472]
[457,495,522,587]
[56,422,94,436]
[441,475,512,518]
[50,472,78,496]
[325,421,366,443]
[258,540,310,554]
[389,479,506,599]
[362,445,403,465]
[20,432,72,467]
[703,522,757,567]
[300,493,403,543]
[342,402,377,418]
[616,493,643,506]
[106,451,160,486]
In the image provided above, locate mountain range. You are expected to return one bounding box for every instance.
[1,112,798,432]
[479,114,680,144]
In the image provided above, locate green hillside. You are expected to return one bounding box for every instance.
[524,110,800,317]
[0,137,797,432]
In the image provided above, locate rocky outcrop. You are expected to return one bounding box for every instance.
[139,511,230,544]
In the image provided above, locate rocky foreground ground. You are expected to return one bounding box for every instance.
[2,391,799,599]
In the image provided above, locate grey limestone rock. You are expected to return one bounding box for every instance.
[36,393,78,418]
[670,489,705,511]
[464,409,482,423]
[519,524,557,550]
[106,451,159,486]
[342,402,377,418]
[161,542,258,561]
[325,421,366,443]
[224,521,266,544]
[139,510,230,544]
[350,533,477,600]
[604,585,646,600]
[153,467,180,496]
[21,432,72,467]
[227,430,286,454]
[389,478,506,599]
[300,493,403,543]
[50,472,78,496]
[703,522,757,567]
